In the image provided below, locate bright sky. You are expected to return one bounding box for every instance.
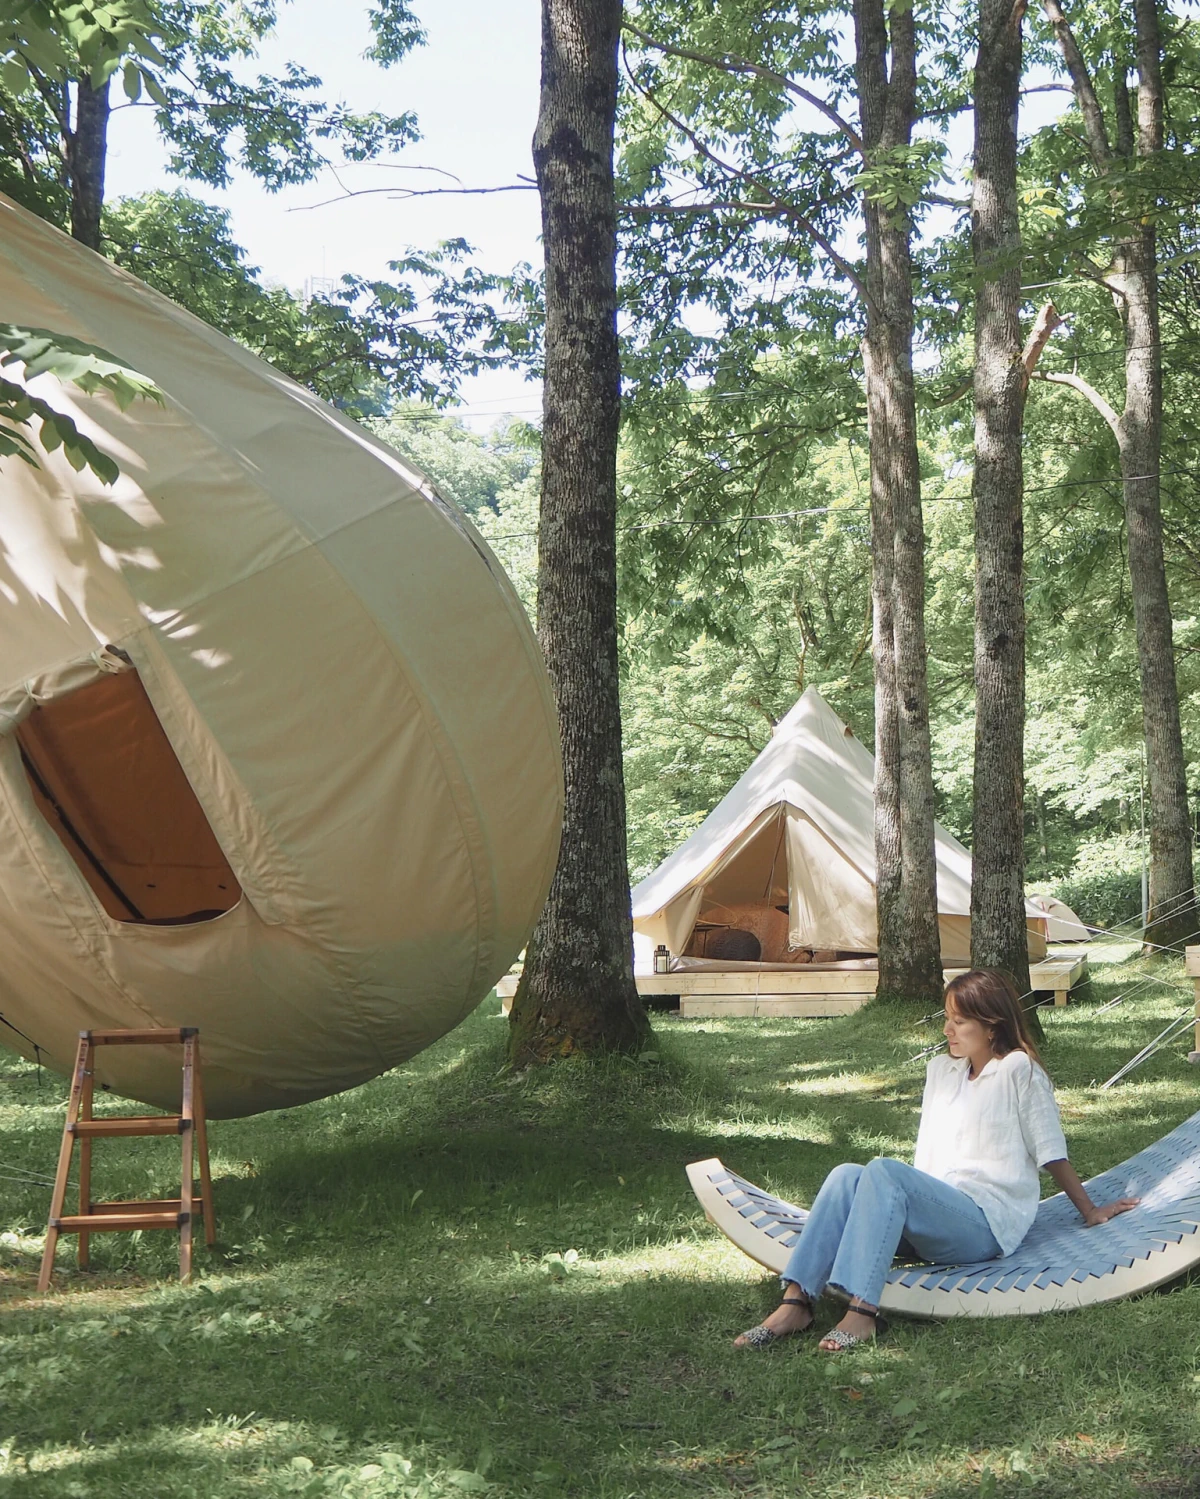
[104,0,545,426]
[100,3,1076,427]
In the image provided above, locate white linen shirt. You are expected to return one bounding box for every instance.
[913,1049,1068,1255]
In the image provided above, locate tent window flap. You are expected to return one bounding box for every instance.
[16,669,241,924]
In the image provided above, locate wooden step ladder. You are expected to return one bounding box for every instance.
[38,1027,215,1292]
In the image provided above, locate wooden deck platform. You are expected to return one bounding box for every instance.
[495,952,1088,1018]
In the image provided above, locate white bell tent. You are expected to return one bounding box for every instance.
[1027,894,1091,942]
[0,195,562,1116]
[631,686,1046,968]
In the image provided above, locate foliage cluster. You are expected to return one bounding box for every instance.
[401,405,1198,925]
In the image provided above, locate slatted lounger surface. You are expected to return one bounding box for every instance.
[687,1108,1200,1317]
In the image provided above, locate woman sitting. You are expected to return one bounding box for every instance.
[736,968,1139,1352]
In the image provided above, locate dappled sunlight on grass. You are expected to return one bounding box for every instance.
[3,944,1200,1495]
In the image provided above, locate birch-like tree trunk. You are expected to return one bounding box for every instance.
[854,0,942,1004]
[507,0,649,1063]
[1040,0,1194,948]
[1121,0,1193,947]
[971,0,1033,996]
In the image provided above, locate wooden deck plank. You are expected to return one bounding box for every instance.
[494,952,1089,1010]
[679,996,866,1019]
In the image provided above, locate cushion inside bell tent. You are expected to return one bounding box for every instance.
[0,193,562,1117]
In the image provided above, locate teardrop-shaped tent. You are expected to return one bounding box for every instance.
[0,194,562,1116]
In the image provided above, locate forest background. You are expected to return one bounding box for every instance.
[4,0,1199,934]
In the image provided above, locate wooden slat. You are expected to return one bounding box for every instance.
[86,1197,197,1215]
[680,996,867,1019]
[499,953,1092,1015]
[194,1043,216,1250]
[87,1027,195,1045]
[70,1116,185,1137]
[180,1033,196,1281]
[1030,956,1087,984]
[37,1035,90,1292]
[659,970,881,996]
[77,1042,95,1272]
[1186,947,1200,978]
[52,1212,185,1232]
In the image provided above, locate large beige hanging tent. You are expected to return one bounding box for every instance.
[0,194,562,1116]
[631,686,1045,968]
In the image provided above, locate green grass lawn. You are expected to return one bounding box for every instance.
[3,943,1200,1498]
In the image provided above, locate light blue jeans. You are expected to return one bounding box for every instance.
[780,1158,1001,1309]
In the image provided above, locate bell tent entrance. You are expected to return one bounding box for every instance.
[16,669,241,925]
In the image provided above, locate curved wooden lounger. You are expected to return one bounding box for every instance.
[687,1109,1200,1318]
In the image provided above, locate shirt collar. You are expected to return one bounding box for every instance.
[949,1053,1000,1080]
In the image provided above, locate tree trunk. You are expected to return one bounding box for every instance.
[1118,0,1194,947]
[68,75,110,250]
[1041,0,1194,949]
[507,0,649,1064]
[1118,220,1194,947]
[854,0,942,1005]
[970,0,1034,998]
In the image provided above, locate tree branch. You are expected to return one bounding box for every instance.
[1021,299,1065,376]
[1038,0,1112,170]
[1033,368,1121,434]
[292,182,536,211]
[621,198,848,218]
[927,375,972,407]
[622,21,864,155]
[621,48,872,308]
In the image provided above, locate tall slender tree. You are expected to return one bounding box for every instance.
[970,0,1032,993]
[854,0,942,1005]
[507,0,649,1063]
[1036,0,1194,948]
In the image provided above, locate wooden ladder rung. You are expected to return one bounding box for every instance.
[70,1116,186,1137]
[38,1028,215,1291]
[86,1195,201,1216]
[52,1211,187,1232]
[87,1028,196,1046]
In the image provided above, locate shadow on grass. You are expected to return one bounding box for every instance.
[4,1260,1200,1498]
[4,951,1200,1498]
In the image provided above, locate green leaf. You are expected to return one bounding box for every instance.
[0,57,32,94]
[122,59,141,100]
[0,325,161,409]
[141,67,168,108]
[38,416,65,454]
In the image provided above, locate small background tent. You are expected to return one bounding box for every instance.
[631,687,1046,969]
[0,194,562,1116]
[1027,894,1091,942]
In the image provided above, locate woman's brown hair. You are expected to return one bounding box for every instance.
[943,968,1046,1070]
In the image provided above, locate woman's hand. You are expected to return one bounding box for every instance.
[1044,1160,1140,1226]
[1082,1197,1140,1226]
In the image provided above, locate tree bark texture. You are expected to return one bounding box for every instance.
[854,0,942,1005]
[1041,0,1194,948]
[970,0,1033,997]
[68,76,110,250]
[1119,0,1194,946]
[507,0,649,1063]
